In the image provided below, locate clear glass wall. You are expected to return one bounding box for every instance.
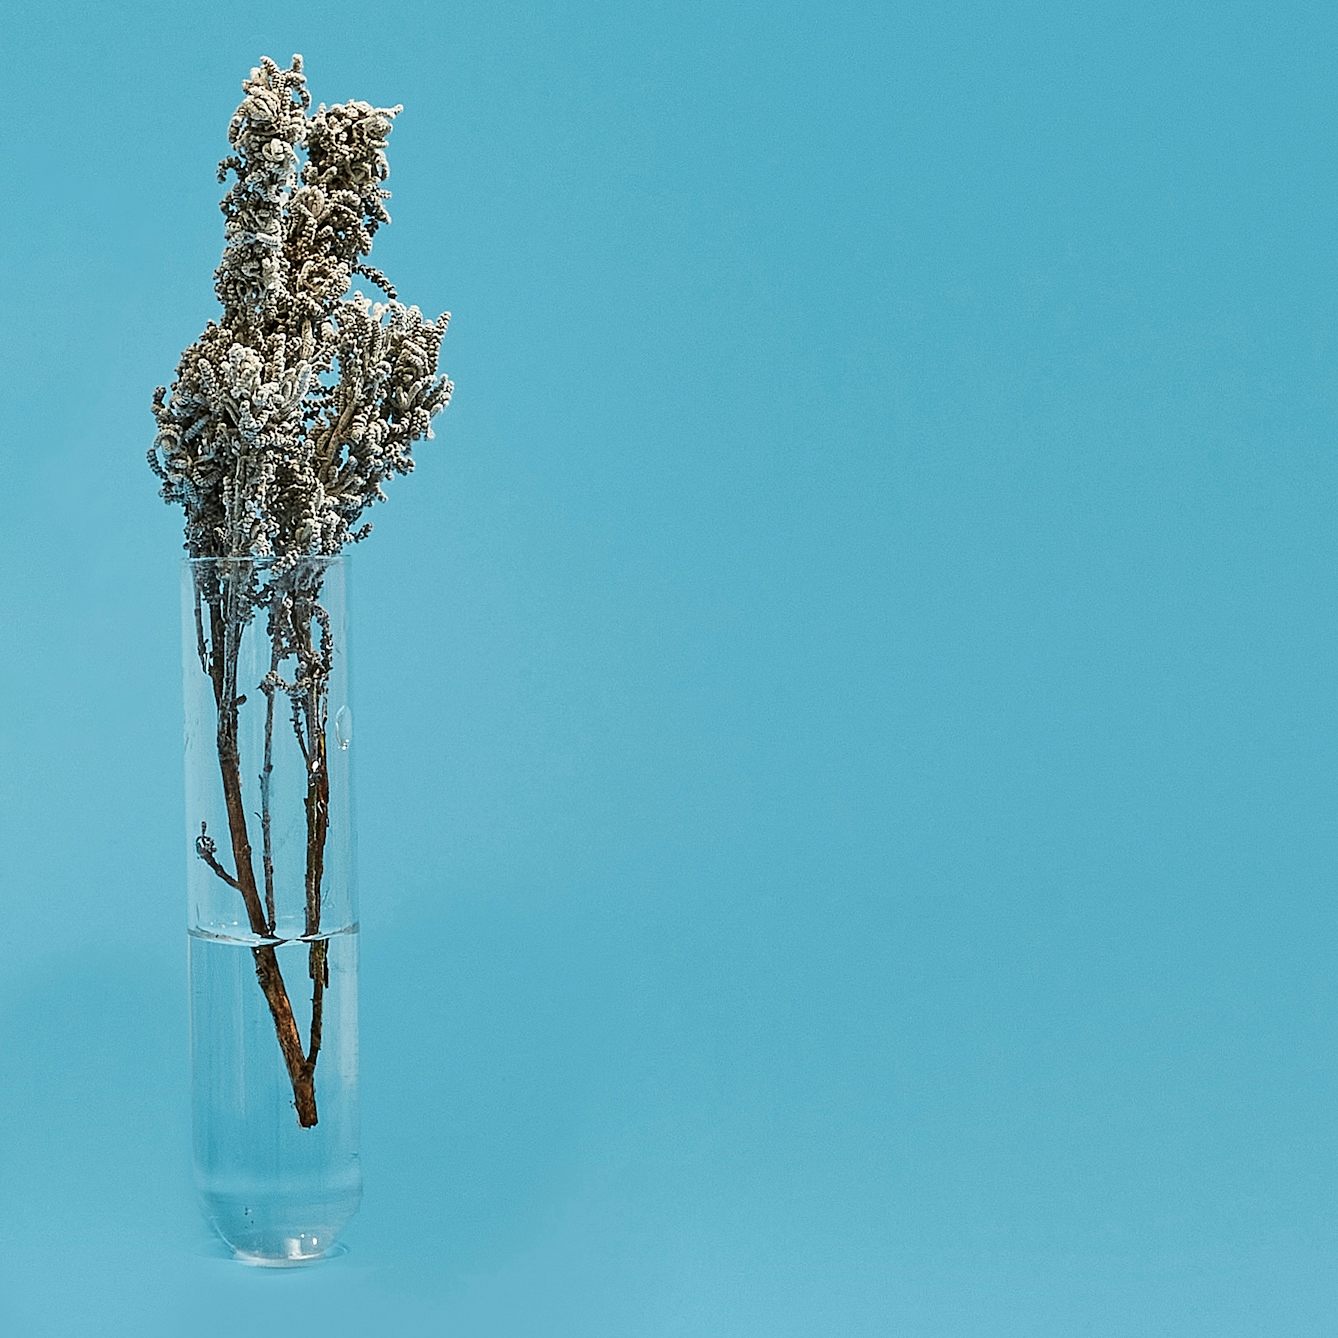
[181,556,360,1264]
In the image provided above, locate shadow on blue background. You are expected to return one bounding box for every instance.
[1,0,1336,1333]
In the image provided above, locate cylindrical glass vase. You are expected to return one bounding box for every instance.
[181,555,360,1265]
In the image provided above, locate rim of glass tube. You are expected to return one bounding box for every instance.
[182,554,347,569]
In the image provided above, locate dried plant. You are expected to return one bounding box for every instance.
[151,53,451,558]
[153,55,451,1126]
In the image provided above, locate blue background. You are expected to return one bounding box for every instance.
[0,1,1335,1333]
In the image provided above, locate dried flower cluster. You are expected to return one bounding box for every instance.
[151,54,452,557]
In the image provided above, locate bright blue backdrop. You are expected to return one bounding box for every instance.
[0,1,1335,1333]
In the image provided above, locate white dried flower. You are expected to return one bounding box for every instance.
[151,54,452,559]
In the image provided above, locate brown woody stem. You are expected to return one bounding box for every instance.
[201,574,328,1128]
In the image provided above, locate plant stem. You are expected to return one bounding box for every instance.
[261,632,280,935]
[296,590,332,1088]
[201,569,323,1128]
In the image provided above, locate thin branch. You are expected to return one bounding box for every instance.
[259,618,284,934]
[305,937,329,1070]
[196,821,241,891]
[193,584,210,678]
